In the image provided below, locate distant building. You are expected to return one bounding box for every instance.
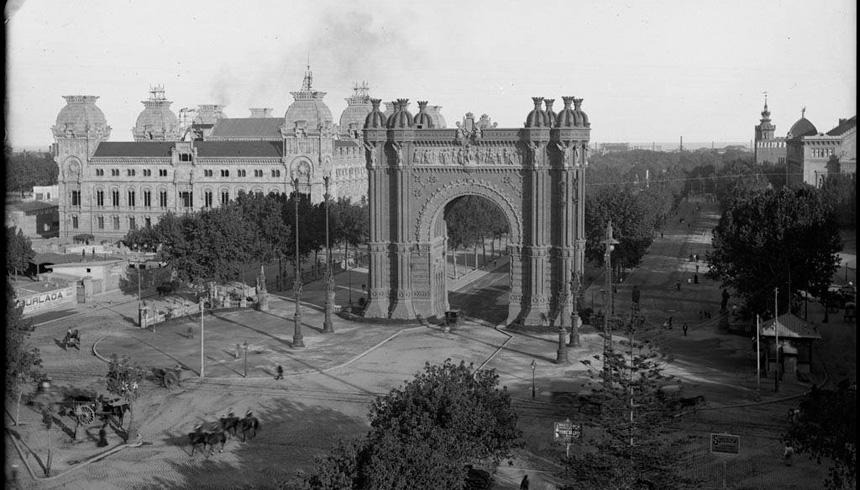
[32,185,59,201]
[785,111,856,187]
[754,97,787,165]
[598,142,630,153]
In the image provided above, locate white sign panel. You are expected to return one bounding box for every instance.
[17,286,77,315]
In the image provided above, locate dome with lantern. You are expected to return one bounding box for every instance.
[284,66,333,132]
[132,86,181,141]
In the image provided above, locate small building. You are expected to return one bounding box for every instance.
[45,259,128,301]
[759,313,822,380]
[5,200,60,238]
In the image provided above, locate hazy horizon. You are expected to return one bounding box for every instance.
[6,0,856,149]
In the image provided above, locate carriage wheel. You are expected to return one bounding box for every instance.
[78,405,95,425]
[164,371,179,389]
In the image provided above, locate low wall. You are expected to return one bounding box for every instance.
[17,285,77,316]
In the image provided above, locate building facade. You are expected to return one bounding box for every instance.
[53,69,381,241]
[785,111,856,187]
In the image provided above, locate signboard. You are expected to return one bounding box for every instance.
[17,286,77,315]
[554,420,582,443]
[710,433,740,454]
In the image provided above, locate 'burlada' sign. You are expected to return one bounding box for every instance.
[17,286,76,315]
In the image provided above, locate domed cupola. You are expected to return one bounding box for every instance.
[387,98,414,129]
[556,96,577,127]
[284,65,334,132]
[572,98,590,127]
[364,99,387,129]
[340,81,373,136]
[544,98,558,128]
[132,85,181,141]
[52,95,111,139]
[787,108,817,139]
[525,97,548,128]
[413,101,435,129]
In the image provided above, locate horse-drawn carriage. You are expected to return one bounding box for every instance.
[56,391,129,427]
[61,329,81,350]
[152,365,184,389]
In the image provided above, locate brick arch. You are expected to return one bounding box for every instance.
[415,179,522,244]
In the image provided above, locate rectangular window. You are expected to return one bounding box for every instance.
[111,169,120,177]
[159,169,168,177]
[71,215,79,229]
[127,169,136,177]
[221,169,230,177]
[96,190,105,207]
[237,169,246,177]
[254,169,263,177]
[181,191,193,208]
[71,190,81,206]
[145,217,151,228]
[179,153,192,162]
[160,191,168,208]
[97,216,104,229]
[271,169,281,177]
[144,191,152,208]
[143,169,152,177]
[95,168,104,176]
[204,169,213,177]
[113,216,120,230]
[204,191,213,208]
[129,217,137,230]
[128,190,136,208]
[112,190,120,207]
[221,191,229,205]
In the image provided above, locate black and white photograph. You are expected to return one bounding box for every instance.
[4,0,856,488]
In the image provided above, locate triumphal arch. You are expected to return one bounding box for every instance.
[362,96,590,328]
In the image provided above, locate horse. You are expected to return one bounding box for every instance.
[219,414,240,437]
[787,408,801,424]
[240,414,260,442]
[188,431,208,456]
[188,429,226,456]
[99,397,130,426]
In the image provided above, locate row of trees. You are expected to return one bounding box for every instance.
[7,226,36,280]
[4,145,58,196]
[122,192,368,285]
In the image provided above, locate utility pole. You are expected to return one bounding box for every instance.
[774,287,779,392]
[601,221,620,387]
[322,175,334,333]
[292,178,305,348]
[756,314,761,400]
[199,298,204,379]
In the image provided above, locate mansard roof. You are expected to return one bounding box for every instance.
[93,142,174,157]
[209,118,284,140]
[826,116,856,136]
[92,141,283,158]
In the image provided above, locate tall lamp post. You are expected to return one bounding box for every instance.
[292,178,305,348]
[242,341,249,378]
[601,220,620,387]
[568,271,582,347]
[322,176,334,333]
[530,360,536,399]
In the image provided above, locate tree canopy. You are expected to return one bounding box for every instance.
[4,146,58,195]
[303,360,522,489]
[7,226,36,279]
[6,279,43,401]
[444,196,508,251]
[707,187,842,316]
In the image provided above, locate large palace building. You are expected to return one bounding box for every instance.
[51,68,445,241]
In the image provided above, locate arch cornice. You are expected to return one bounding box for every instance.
[415,178,522,244]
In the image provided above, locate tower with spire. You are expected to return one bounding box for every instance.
[754,93,787,165]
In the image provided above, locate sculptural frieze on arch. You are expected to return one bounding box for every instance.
[361,96,591,328]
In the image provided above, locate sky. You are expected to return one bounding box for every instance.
[5,0,857,149]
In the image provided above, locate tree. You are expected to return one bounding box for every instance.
[4,148,58,195]
[560,317,693,489]
[584,185,657,269]
[707,187,842,317]
[786,385,856,489]
[6,280,43,425]
[6,226,36,279]
[819,170,856,228]
[303,360,522,489]
[104,354,146,442]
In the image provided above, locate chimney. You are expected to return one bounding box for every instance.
[249,108,274,118]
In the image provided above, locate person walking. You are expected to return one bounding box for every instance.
[682,323,688,336]
[519,474,530,489]
[275,365,284,380]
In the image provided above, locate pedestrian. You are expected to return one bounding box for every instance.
[683,323,688,336]
[235,343,241,359]
[695,264,699,273]
[675,281,681,291]
[275,365,284,380]
[520,474,530,490]
[783,442,794,466]
[660,231,664,239]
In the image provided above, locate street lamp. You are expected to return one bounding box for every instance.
[601,220,620,387]
[292,178,305,348]
[322,176,334,333]
[36,379,54,477]
[530,360,536,399]
[242,341,249,378]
